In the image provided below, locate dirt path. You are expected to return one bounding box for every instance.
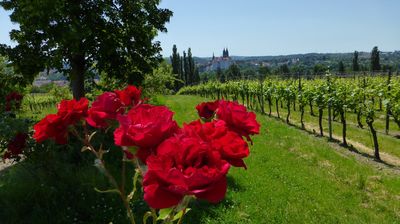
[268,112,400,171]
[0,160,14,173]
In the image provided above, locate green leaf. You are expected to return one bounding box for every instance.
[172,208,191,222]
[128,146,138,155]
[157,208,173,221]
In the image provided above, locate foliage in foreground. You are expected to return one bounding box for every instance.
[4,85,260,223]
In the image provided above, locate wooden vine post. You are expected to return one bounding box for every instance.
[327,74,333,140]
[385,69,392,135]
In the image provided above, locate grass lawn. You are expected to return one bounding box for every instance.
[0,95,399,223]
[158,95,400,224]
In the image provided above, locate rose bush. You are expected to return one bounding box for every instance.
[5,91,23,111]
[28,86,260,224]
[1,90,31,162]
[3,132,28,160]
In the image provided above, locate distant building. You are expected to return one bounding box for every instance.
[33,75,69,87]
[204,48,234,72]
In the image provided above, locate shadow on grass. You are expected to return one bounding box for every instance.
[226,175,246,193]
[183,197,236,224]
[182,175,243,223]
[269,114,400,170]
[0,142,138,224]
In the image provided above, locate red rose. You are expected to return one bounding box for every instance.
[114,85,142,107]
[33,98,88,144]
[33,114,69,144]
[86,92,124,128]
[5,92,23,111]
[216,100,260,141]
[114,103,178,149]
[184,120,250,168]
[4,132,28,158]
[143,131,230,209]
[211,129,249,168]
[195,100,219,120]
[57,98,89,125]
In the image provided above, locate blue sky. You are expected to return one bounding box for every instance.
[1,0,399,57]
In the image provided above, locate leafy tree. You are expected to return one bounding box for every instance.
[216,67,225,83]
[279,64,290,74]
[170,45,182,90]
[193,67,200,85]
[227,63,241,80]
[143,61,178,95]
[371,46,381,72]
[200,72,209,83]
[183,51,188,85]
[258,65,271,77]
[338,61,345,73]
[187,48,195,85]
[179,55,184,85]
[352,51,360,72]
[313,64,328,75]
[243,69,256,79]
[0,0,172,99]
[0,55,25,110]
[170,45,180,76]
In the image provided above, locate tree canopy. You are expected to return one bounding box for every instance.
[352,51,360,72]
[0,0,172,99]
[370,46,381,72]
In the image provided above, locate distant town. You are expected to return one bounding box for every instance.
[34,49,400,86]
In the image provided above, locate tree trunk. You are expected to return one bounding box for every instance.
[276,99,280,118]
[318,108,324,136]
[328,105,333,140]
[367,119,380,161]
[333,109,338,121]
[286,100,290,124]
[309,101,315,116]
[385,106,390,135]
[357,110,363,128]
[385,70,392,134]
[300,106,305,129]
[268,98,272,116]
[70,54,86,99]
[258,95,265,114]
[340,110,347,146]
